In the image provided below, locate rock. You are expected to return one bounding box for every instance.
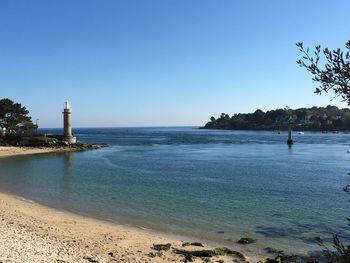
[237,237,256,244]
[190,242,204,247]
[182,242,204,247]
[82,256,99,263]
[264,247,284,255]
[213,247,229,256]
[175,247,246,262]
[258,254,318,263]
[175,248,213,258]
[147,252,157,258]
[108,252,114,257]
[147,251,163,257]
[227,250,246,262]
[184,253,194,262]
[152,243,171,251]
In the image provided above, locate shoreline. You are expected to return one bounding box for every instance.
[0,191,264,263]
[0,146,266,263]
[0,146,73,158]
[0,144,104,159]
[0,145,325,263]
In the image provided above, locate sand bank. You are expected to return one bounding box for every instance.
[0,192,265,263]
[0,144,103,159]
[0,146,72,158]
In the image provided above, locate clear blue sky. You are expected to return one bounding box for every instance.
[1,0,349,128]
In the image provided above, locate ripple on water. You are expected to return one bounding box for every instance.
[1,127,350,256]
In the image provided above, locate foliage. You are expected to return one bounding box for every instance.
[1,134,57,146]
[203,106,350,131]
[298,42,350,262]
[296,41,350,105]
[0,98,37,134]
[316,215,350,262]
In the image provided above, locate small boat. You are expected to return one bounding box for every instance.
[297,131,304,135]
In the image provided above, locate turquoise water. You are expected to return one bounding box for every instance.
[0,127,350,256]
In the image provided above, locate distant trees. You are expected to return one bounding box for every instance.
[250,109,265,123]
[296,41,350,105]
[203,106,350,131]
[0,98,37,135]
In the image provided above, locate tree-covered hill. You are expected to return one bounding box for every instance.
[202,105,350,131]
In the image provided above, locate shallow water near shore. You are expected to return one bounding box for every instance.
[0,127,350,257]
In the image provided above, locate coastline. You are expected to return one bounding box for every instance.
[0,146,75,158]
[0,191,264,263]
[0,144,104,159]
[0,147,265,263]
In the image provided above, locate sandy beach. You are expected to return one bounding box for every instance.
[0,192,263,263]
[0,146,72,158]
[0,147,263,263]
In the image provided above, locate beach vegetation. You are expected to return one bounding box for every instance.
[1,133,58,146]
[0,98,37,135]
[0,98,46,146]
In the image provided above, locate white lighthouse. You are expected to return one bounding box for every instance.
[63,101,77,144]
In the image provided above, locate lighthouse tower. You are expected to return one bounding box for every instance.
[63,101,77,144]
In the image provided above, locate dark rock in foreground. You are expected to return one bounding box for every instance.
[152,243,171,251]
[175,247,246,262]
[182,242,204,247]
[237,237,256,244]
[258,254,320,263]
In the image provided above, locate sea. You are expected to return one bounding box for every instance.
[0,127,349,257]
